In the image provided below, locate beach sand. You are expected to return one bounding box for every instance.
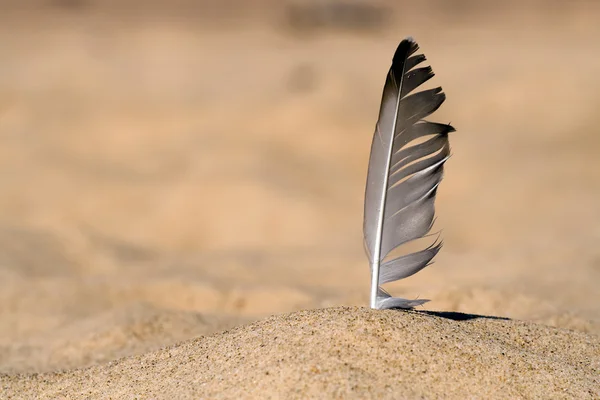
[3,307,599,399]
[1,1,599,398]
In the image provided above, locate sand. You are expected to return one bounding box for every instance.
[2,307,599,399]
[1,1,600,398]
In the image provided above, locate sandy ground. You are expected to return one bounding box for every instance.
[0,1,599,398]
[4,307,600,399]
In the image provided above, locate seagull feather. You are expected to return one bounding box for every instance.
[363,37,454,309]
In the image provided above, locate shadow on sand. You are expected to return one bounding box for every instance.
[415,310,511,322]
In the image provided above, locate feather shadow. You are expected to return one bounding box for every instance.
[418,310,511,321]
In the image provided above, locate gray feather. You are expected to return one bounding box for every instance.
[363,37,454,309]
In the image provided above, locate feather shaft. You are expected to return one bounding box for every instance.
[370,96,402,307]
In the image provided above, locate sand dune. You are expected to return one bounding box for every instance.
[2,307,598,399]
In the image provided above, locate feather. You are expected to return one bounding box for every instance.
[363,37,454,309]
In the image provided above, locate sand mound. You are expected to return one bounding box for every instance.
[2,307,598,399]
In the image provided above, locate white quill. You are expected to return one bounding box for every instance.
[364,37,454,309]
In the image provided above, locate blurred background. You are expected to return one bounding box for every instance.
[1,0,599,373]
